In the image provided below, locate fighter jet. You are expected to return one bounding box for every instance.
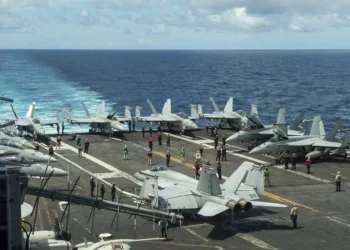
[0,132,35,149]
[135,162,286,217]
[0,145,57,162]
[226,108,306,148]
[249,117,348,159]
[66,101,131,133]
[197,97,247,129]
[135,99,198,132]
[9,102,62,137]
[0,157,67,177]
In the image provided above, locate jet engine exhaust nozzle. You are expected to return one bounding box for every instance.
[239,200,253,212]
[226,200,242,213]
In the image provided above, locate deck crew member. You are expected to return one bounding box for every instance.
[123,145,128,160]
[149,126,153,137]
[306,157,312,174]
[56,136,62,149]
[111,183,116,201]
[84,139,89,153]
[221,145,227,161]
[48,145,54,157]
[214,135,218,149]
[335,171,341,191]
[194,160,200,179]
[199,143,204,156]
[157,132,162,145]
[159,219,168,239]
[216,146,221,161]
[147,150,152,165]
[291,204,298,229]
[195,151,201,166]
[100,183,105,199]
[166,151,171,167]
[141,127,145,138]
[180,148,185,163]
[78,143,83,157]
[284,152,289,169]
[264,167,271,186]
[222,135,226,146]
[148,137,153,151]
[90,177,96,197]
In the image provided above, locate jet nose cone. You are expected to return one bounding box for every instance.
[189,122,198,129]
[53,168,68,176]
[227,133,240,142]
[249,146,262,154]
[134,172,145,181]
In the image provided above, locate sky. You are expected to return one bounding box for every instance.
[1,0,350,49]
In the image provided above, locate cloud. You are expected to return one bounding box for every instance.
[137,38,152,45]
[289,13,350,32]
[206,7,271,30]
[122,28,132,34]
[78,9,115,26]
[0,11,33,32]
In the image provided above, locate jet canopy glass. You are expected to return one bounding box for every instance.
[33,118,41,124]
[177,112,189,119]
[150,165,169,171]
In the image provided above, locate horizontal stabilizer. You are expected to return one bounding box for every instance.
[21,202,33,218]
[139,177,159,208]
[251,201,287,208]
[210,97,220,113]
[197,202,228,217]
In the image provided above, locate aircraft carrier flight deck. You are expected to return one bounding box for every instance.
[25,128,350,250]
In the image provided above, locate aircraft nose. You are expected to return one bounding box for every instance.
[134,172,145,181]
[249,146,263,154]
[227,132,240,142]
[52,167,68,177]
[189,121,198,129]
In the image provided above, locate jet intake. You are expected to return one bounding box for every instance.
[226,200,242,213]
[239,200,253,212]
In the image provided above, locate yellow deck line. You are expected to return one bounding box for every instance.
[153,150,319,214]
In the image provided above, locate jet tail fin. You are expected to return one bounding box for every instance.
[81,102,91,117]
[197,166,222,196]
[66,109,72,123]
[161,99,171,115]
[10,104,19,120]
[325,118,345,141]
[26,102,36,118]
[138,177,159,208]
[96,101,105,116]
[125,106,132,120]
[147,99,158,115]
[250,104,258,115]
[309,116,323,136]
[190,105,199,119]
[276,108,286,124]
[197,105,203,116]
[209,97,220,112]
[135,106,143,119]
[56,109,62,123]
[224,97,233,113]
[303,118,314,135]
[289,110,307,131]
[222,161,262,195]
[273,122,288,139]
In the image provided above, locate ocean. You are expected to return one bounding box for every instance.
[0,49,349,133]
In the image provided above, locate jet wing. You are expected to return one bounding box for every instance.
[157,178,179,189]
[16,119,31,127]
[251,201,287,208]
[159,188,199,210]
[197,202,228,217]
[21,202,33,218]
[279,138,315,146]
[312,141,342,148]
[69,118,93,124]
[116,117,130,122]
[201,113,225,119]
[40,119,60,126]
[138,116,164,122]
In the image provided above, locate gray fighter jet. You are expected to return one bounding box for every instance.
[0,132,35,149]
[249,117,348,159]
[136,162,286,217]
[0,145,57,162]
[9,102,62,137]
[67,101,131,133]
[197,97,248,129]
[1,157,66,177]
[135,99,198,132]
[227,108,306,148]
